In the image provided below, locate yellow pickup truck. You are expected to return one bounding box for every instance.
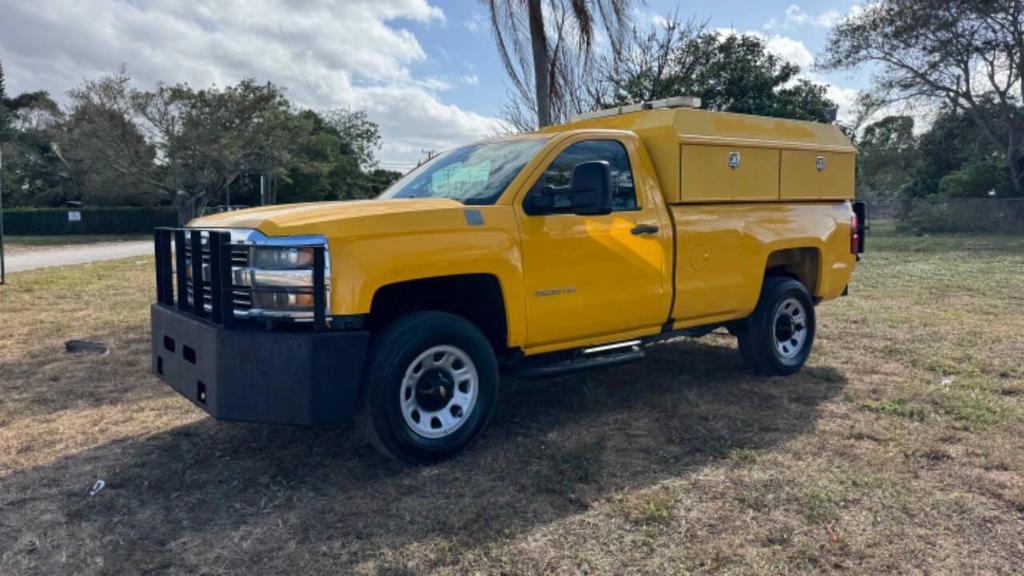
[151,97,865,463]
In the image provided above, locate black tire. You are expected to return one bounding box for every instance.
[725,321,745,337]
[736,277,816,376]
[359,311,499,464]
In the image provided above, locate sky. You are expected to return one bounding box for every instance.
[0,0,870,172]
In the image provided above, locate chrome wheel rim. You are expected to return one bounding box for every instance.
[400,345,478,439]
[772,297,808,360]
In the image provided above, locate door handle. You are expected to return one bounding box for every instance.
[631,224,659,236]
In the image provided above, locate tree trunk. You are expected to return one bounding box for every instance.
[1009,129,1024,196]
[1009,151,1024,196]
[527,0,551,129]
[173,192,191,226]
[173,191,209,226]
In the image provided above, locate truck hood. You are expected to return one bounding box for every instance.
[190,198,468,236]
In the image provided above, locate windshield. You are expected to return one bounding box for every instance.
[379,138,549,205]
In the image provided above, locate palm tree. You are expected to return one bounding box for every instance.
[483,0,634,129]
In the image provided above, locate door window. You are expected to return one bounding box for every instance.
[526,140,638,214]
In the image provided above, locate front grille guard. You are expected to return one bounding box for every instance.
[154,228,327,331]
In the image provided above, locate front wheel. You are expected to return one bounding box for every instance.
[359,311,499,464]
[736,277,816,376]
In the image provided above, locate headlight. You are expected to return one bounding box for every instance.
[180,229,329,323]
[250,247,315,269]
[234,267,313,288]
[233,235,329,320]
[242,245,326,317]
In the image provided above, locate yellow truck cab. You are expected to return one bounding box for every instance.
[151,97,866,463]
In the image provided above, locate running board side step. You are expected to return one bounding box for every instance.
[510,343,645,379]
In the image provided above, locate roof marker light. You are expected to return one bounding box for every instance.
[570,96,702,122]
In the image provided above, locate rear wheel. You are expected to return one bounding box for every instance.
[736,277,815,375]
[359,311,499,464]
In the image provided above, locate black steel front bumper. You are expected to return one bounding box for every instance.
[151,304,368,425]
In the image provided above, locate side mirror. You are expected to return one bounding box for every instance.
[524,185,555,215]
[570,161,612,216]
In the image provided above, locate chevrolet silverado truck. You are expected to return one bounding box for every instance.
[151,97,866,463]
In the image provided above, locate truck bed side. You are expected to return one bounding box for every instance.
[669,202,856,329]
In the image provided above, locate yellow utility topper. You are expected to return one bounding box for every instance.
[151,97,865,463]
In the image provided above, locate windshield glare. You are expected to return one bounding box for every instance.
[379,138,548,205]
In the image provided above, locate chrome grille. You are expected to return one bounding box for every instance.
[185,237,252,314]
[154,227,330,329]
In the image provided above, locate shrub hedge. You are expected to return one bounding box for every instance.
[1,207,178,235]
[896,198,1024,234]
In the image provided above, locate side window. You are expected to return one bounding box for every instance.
[527,140,638,214]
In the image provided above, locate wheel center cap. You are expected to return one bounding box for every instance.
[416,368,454,411]
[776,315,795,341]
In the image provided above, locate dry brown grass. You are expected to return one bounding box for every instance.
[1,229,1022,575]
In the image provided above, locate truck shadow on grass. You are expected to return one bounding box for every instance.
[1,336,846,574]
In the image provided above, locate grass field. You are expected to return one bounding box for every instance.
[1,228,1022,575]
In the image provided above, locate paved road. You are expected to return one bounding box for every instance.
[3,241,153,273]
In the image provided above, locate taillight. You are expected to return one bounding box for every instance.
[851,213,860,254]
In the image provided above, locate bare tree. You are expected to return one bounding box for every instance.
[64,71,160,206]
[484,0,635,129]
[821,0,1024,194]
[594,14,709,106]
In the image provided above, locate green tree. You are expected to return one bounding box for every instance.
[856,116,919,200]
[699,34,835,122]
[596,22,837,123]
[484,0,634,128]
[11,68,390,215]
[135,79,309,222]
[366,168,403,195]
[323,109,382,170]
[902,105,1017,198]
[0,63,51,140]
[68,72,310,223]
[822,0,1024,194]
[1,60,14,206]
[0,60,10,141]
[275,109,385,203]
[938,160,1007,198]
[0,61,67,207]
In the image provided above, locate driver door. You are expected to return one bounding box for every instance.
[516,136,673,350]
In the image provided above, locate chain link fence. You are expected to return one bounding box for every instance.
[865,197,1024,234]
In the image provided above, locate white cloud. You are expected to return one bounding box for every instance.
[357,85,503,168]
[418,77,455,91]
[461,74,481,86]
[630,9,673,32]
[764,35,815,69]
[765,4,842,30]
[0,0,496,171]
[824,83,860,124]
[650,15,672,29]
[785,5,842,28]
[463,12,486,33]
[714,28,815,70]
